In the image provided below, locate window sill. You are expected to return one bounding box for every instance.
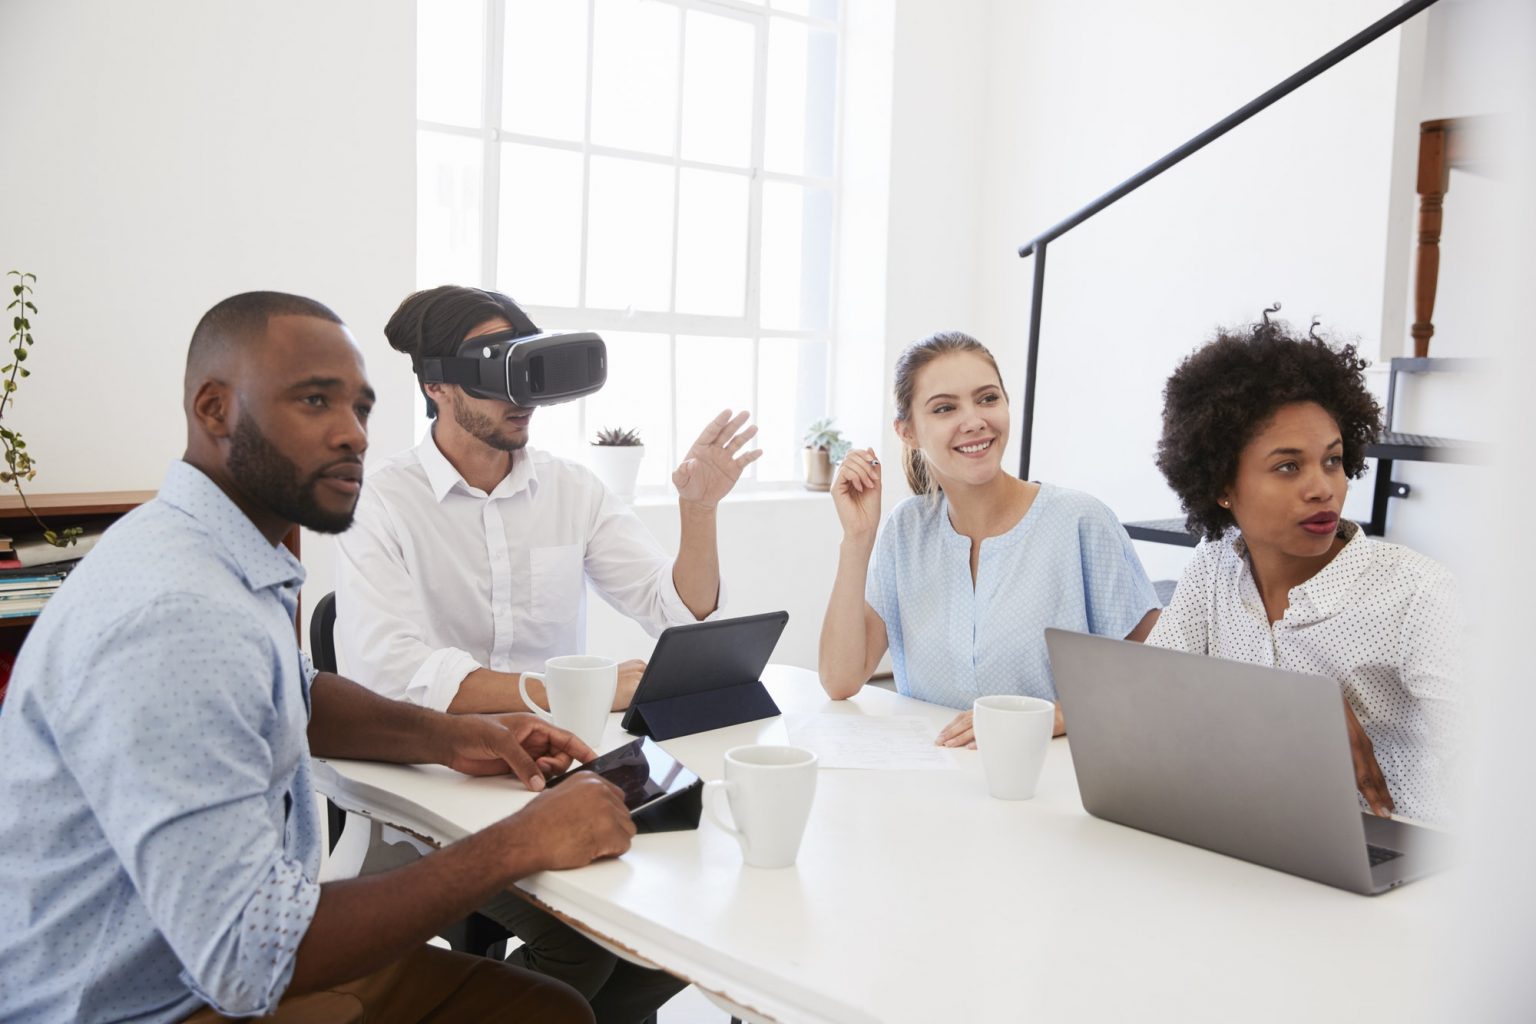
[627,487,832,509]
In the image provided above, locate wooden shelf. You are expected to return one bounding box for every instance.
[0,492,159,658]
[0,490,157,518]
[0,489,302,658]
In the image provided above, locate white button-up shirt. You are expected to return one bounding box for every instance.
[335,433,711,712]
[1147,521,1465,823]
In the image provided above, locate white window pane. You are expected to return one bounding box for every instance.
[680,11,755,167]
[502,1,587,141]
[586,156,674,312]
[418,0,484,126]
[417,131,483,288]
[584,332,673,488]
[772,0,839,19]
[675,337,755,473]
[760,181,833,330]
[590,0,678,155]
[755,336,829,482]
[765,19,837,177]
[498,144,582,307]
[527,396,584,461]
[675,169,748,317]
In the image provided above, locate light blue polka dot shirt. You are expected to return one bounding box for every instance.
[866,483,1161,709]
[0,461,321,1022]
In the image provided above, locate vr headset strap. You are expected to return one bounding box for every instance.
[421,356,487,386]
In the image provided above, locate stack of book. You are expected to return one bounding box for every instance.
[0,561,78,620]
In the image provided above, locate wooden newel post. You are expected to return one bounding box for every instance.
[1412,120,1451,359]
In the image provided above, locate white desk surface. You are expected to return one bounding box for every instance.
[316,665,1453,1024]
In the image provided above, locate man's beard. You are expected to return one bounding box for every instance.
[451,390,528,453]
[227,415,358,535]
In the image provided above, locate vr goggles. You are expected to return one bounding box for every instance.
[421,329,607,406]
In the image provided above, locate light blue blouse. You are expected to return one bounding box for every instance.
[866,483,1160,709]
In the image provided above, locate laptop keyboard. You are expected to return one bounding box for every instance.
[1368,844,1404,867]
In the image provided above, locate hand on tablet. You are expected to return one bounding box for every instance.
[440,713,598,791]
[614,659,646,710]
[514,773,636,869]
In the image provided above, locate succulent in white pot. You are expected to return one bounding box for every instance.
[589,426,645,503]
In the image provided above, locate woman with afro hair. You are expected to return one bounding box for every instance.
[1148,311,1465,825]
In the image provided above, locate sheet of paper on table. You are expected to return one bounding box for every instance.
[783,713,960,770]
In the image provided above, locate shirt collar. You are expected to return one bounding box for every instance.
[157,460,306,594]
[935,482,1052,549]
[415,427,539,503]
[1229,519,1368,624]
[1286,519,1369,622]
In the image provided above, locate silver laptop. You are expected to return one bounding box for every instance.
[1044,629,1450,895]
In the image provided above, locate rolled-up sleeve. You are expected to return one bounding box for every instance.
[54,595,319,1016]
[583,487,726,635]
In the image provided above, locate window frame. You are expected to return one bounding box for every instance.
[415,0,845,494]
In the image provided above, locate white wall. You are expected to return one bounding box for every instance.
[970,0,1414,580]
[0,0,417,638]
[1408,0,1536,1011]
[583,493,838,670]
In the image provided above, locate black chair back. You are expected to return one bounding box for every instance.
[310,591,338,674]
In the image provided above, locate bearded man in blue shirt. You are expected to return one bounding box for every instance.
[0,292,632,1023]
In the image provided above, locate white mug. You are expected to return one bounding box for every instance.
[973,695,1055,800]
[703,745,818,869]
[518,655,618,750]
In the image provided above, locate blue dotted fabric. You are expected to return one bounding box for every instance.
[0,461,321,1022]
[866,483,1161,709]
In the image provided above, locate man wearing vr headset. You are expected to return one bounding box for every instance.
[333,285,760,1022]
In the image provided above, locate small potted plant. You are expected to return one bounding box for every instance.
[802,418,851,492]
[589,426,645,503]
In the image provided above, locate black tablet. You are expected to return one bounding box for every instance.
[544,736,703,832]
[619,611,789,738]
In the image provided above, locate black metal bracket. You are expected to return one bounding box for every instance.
[1364,458,1413,536]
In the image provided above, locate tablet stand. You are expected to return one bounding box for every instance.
[624,680,781,741]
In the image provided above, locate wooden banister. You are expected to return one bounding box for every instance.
[1412,116,1490,357]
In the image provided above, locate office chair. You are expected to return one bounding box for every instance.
[309,591,514,960]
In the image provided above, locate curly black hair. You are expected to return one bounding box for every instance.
[1155,310,1382,541]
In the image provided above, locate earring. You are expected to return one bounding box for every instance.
[1219,499,1230,508]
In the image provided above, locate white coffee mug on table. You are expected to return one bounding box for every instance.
[518,655,618,751]
[704,745,818,869]
[973,694,1055,800]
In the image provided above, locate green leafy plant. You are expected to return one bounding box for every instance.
[3,272,81,547]
[803,418,851,465]
[592,426,643,447]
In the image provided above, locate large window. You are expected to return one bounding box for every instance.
[417,0,842,492]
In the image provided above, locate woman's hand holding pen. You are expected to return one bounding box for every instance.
[832,447,882,541]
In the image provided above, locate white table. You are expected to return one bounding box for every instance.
[315,666,1453,1024]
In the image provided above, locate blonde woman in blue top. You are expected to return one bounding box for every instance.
[818,331,1162,745]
